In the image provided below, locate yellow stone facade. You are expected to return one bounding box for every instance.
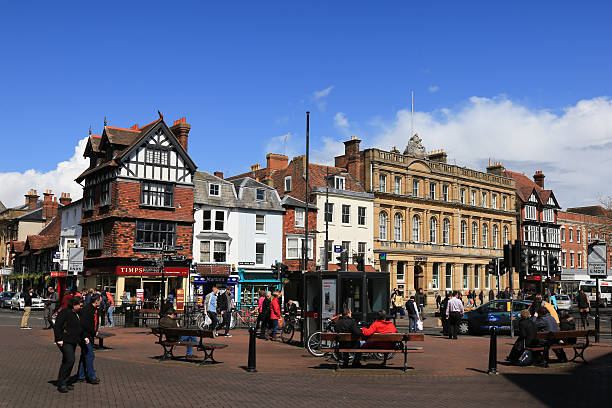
[334,138,520,299]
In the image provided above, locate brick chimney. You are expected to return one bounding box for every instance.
[213,171,224,179]
[25,189,39,211]
[251,163,261,172]
[343,136,361,156]
[486,159,506,176]
[42,190,59,221]
[266,153,288,171]
[59,192,72,206]
[534,171,545,188]
[170,117,191,152]
[427,149,448,163]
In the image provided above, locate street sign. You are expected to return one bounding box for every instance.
[379,253,387,260]
[334,245,343,253]
[53,251,61,262]
[67,247,84,275]
[166,254,187,261]
[588,241,608,277]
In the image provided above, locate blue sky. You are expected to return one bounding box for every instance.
[1,1,611,208]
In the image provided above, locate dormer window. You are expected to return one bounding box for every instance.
[334,176,346,190]
[256,188,265,200]
[284,176,292,192]
[209,183,220,197]
[525,205,537,220]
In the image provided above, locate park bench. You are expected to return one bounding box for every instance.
[94,331,115,349]
[319,332,424,371]
[151,327,228,365]
[134,309,161,327]
[525,329,595,367]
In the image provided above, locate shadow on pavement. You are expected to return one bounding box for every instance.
[501,350,612,406]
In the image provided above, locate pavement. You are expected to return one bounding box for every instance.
[0,308,610,407]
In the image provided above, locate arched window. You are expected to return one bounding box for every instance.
[503,226,509,245]
[379,211,387,240]
[412,215,420,242]
[393,213,403,241]
[492,225,499,248]
[472,222,478,247]
[482,223,488,248]
[429,217,437,243]
[461,221,467,246]
[443,219,450,245]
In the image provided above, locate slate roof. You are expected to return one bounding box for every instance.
[504,170,559,207]
[280,195,317,210]
[17,207,44,221]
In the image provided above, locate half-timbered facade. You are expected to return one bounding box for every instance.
[76,115,196,301]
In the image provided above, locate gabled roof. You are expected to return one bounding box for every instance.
[307,163,366,192]
[504,170,560,208]
[84,135,102,156]
[17,207,44,221]
[24,216,61,251]
[230,177,276,191]
[12,241,25,253]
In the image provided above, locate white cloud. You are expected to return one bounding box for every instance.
[313,85,334,111]
[265,132,296,158]
[0,137,88,208]
[428,85,439,93]
[370,96,612,208]
[334,112,349,129]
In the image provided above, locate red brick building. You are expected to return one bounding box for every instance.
[76,115,196,301]
[280,195,317,272]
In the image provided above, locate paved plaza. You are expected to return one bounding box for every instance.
[0,310,610,407]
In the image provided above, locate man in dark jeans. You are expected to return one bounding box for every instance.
[334,307,362,367]
[445,291,464,339]
[216,288,233,337]
[259,291,272,339]
[416,288,427,316]
[77,294,101,384]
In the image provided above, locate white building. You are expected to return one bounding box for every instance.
[192,172,284,306]
[58,197,83,289]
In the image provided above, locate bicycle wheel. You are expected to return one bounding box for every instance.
[306,332,324,357]
[196,314,207,330]
[281,323,294,343]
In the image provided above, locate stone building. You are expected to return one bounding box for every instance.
[334,135,519,297]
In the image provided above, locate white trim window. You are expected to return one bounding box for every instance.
[577,252,582,268]
[358,242,366,259]
[325,203,333,223]
[200,240,228,263]
[543,208,554,222]
[412,215,421,242]
[474,266,480,289]
[394,213,403,241]
[88,224,103,250]
[255,214,265,232]
[462,267,469,289]
[472,222,478,247]
[461,221,467,246]
[569,228,573,242]
[255,243,265,264]
[430,183,436,200]
[357,206,366,226]
[379,211,388,240]
[442,219,450,245]
[286,237,313,259]
[396,262,404,282]
[442,185,449,201]
[209,183,220,197]
[577,229,581,243]
[503,226,509,245]
[334,176,345,190]
[256,188,265,201]
[284,176,292,192]
[481,192,487,208]
[445,266,452,290]
[203,210,225,232]
[502,196,507,210]
[460,189,466,204]
[295,208,305,228]
[492,194,497,209]
[482,223,488,248]
[429,217,437,244]
[100,182,111,206]
[561,227,565,242]
[412,180,420,197]
[341,205,350,224]
[492,225,499,248]
[562,250,567,267]
[394,176,402,195]
[379,174,387,192]
[525,205,537,220]
[141,182,173,207]
[471,190,477,206]
[432,264,439,289]
[570,252,574,268]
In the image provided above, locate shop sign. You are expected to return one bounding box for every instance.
[192,275,240,284]
[136,289,144,303]
[414,256,428,261]
[53,251,61,262]
[176,288,185,310]
[321,279,337,320]
[116,266,189,276]
[238,262,255,266]
[51,271,67,278]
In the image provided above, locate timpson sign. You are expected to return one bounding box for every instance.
[116,266,189,276]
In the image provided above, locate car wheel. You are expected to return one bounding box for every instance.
[458,320,470,335]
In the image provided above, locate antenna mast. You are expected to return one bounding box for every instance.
[411,90,414,137]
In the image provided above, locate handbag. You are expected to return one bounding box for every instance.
[204,313,212,327]
[417,319,424,331]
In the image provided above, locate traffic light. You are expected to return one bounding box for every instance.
[527,249,538,274]
[498,259,507,275]
[486,259,497,275]
[337,251,348,271]
[271,263,280,280]
[280,263,290,278]
[547,254,560,277]
[513,241,526,274]
[503,243,513,271]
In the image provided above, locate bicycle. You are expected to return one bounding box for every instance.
[281,313,301,343]
[230,307,259,329]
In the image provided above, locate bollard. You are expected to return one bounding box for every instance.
[246,326,257,372]
[487,326,498,375]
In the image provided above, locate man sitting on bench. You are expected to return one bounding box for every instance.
[533,306,567,363]
[335,307,363,367]
[159,309,197,358]
[361,310,397,349]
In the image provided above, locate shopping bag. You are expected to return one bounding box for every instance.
[204,313,212,327]
[417,319,424,331]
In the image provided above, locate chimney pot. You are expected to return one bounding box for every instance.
[25,189,39,210]
[169,117,191,152]
[533,171,545,188]
[266,153,288,171]
[213,171,224,179]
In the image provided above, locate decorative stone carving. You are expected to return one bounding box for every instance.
[403,133,427,157]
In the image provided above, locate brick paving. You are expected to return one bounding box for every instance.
[0,310,610,407]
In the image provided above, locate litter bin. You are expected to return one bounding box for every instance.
[124,304,136,327]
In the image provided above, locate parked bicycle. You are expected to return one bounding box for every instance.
[230,307,259,329]
[281,313,301,343]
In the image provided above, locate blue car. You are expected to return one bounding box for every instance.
[458,300,532,335]
[0,291,16,308]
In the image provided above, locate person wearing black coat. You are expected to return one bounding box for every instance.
[54,297,87,393]
[77,294,101,384]
[508,309,538,363]
[258,292,272,339]
[334,307,362,367]
[439,293,451,336]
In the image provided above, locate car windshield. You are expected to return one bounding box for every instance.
[557,295,569,300]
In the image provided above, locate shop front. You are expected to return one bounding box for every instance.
[237,267,281,309]
[191,275,240,306]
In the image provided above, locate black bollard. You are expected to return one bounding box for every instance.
[246,326,257,372]
[487,326,498,375]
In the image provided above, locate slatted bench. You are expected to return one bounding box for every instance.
[320,332,424,371]
[94,331,115,349]
[525,329,595,367]
[134,309,161,327]
[151,327,228,365]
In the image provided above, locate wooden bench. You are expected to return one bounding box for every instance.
[525,330,595,367]
[94,331,115,349]
[319,332,424,371]
[133,309,161,327]
[151,327,228,365]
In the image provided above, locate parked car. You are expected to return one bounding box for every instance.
[1,291,16,308]
[458,300,532,335]
[555,294,572,311]
[10,292,45,310]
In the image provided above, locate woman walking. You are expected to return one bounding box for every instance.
[54,297,87,393]
[269,292,281,341]
[576,289,590,328]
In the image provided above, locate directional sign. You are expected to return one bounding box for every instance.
[588,241,608,277]
[166,254,187,261]
[334,245,343,253]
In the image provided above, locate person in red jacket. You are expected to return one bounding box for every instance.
[361,310,397,349]
[269,291,281,341]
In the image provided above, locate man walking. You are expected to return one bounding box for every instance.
[20,287,34,329]
[204,286,219,336]
[216,288,233,337]
[44,286,59,329]
[446,291,464,339]
[416,288,427,316]
[77,294,101,384]
[488,288,495,302]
